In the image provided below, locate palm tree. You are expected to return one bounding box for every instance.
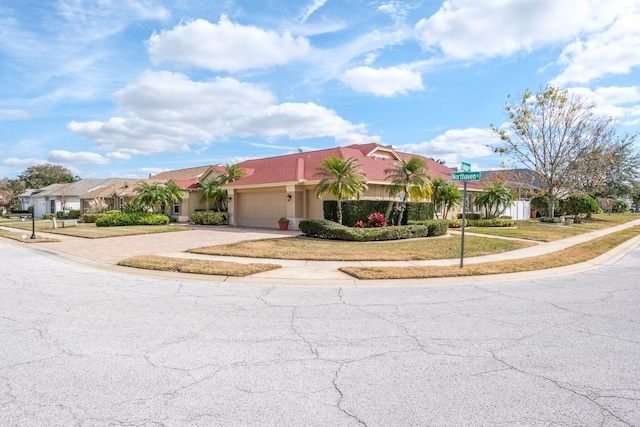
[162,182,184,215]
[218,163,246,184]
[315,156,368,225]
[431,177,462,219]
[474,183,516,219]
[384,156,432,224]
[135,182,164,212]
[135,182,183,214]
[199,178,226,211]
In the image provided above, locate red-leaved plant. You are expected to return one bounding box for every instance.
[354,220,365,228]
[367,212,387,228]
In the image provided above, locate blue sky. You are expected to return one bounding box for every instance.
[1,0,639,179]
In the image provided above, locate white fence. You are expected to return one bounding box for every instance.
[501,200,531,220]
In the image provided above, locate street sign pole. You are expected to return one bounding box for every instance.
[452,164,480,269]
[460,181,467,268]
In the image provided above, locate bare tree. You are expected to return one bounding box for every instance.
[493,86,617,217]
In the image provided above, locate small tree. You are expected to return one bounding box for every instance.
[384,156,432,225]
[199,179,227,211]
[315,156,368,225]
[563,194,600,222]
[493,86,617,217]
[474,183,516,219]
[430,177,462,219]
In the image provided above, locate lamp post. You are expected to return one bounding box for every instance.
[30,212,36,239]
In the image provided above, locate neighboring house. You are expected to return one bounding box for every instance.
[221,143,481,229]
[17,188,37,211]
[151,165,224,222]
[480,169,543,199]
[79,179,140,213]
[479,168,542,220]
[26,179,115,218]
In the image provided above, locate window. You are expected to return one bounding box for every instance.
[119,198,124,211]
[173,202,180,215]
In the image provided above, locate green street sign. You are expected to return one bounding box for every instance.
[451,171,481,181]
[460,161,471,172]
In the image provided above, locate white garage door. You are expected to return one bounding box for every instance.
[237,191,287,228]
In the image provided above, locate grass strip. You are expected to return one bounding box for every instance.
[2,221,187,238]
[118,255,281,277]
[0,230,60,243]
[339,226,640,280]
[190,235,535,261]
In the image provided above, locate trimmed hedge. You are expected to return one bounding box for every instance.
[191,211,229,226]
[56,210,81,219]
[81,213,106,223]
[299,218,448,241]
[447,218,516,228]
[456,213,482,220]
[323,200,434,226]
[95,212,170,227]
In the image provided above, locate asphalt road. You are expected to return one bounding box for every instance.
[1,240,640,426]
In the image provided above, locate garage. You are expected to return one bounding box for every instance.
[236,190,287,228]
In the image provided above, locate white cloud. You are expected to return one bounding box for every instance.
[298,0,329,22]
[342,66,423,96]
[47,150,110,165]
[0,109,30,119]
[414,0,619,60]
[107,152,132,160]
[68,71,374,155]
[147,16,311,72]
[139,167,167,175]
[552,5,640,85]
[398,128,500,166]
[567,86,640,125]
[2,157,47,168]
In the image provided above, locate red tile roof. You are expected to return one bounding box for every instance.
[225,143,481,190]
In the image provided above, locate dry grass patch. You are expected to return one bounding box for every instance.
[340,226,640,280]
[118,255,280,277]
[3,221,187,238]
[0,230,60,243]
[190,235,535,261]
[463,213,640,242]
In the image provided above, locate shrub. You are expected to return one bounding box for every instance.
[354,220,365,228]
[95,212,170,227]
[68,209,81,219]
[563,194,600,220]
[540,216,563,223]
[612,199,629,213]
[81,213,105,223]
[531,192,564,216]
[43,213,55,219]
[191,210,229,226]
[367,212,387,227]
[323,200,434,226]
[456,213,481,220]
[300,219,447,241]
[447,218,516,228]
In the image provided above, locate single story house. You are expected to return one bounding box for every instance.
[218,143,481,229]
[22,179,117,218]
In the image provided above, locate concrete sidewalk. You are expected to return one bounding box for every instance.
[3,219,640,286]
